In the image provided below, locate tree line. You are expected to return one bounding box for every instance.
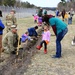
[0,0,37,8]
[58,0,75,11]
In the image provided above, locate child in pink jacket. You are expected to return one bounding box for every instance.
[33,14,38,23]
[36,25,51,54]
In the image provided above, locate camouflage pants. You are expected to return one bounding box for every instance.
[2,43,15,54]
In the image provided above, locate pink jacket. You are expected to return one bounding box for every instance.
[42,30,51,42]
[34,15,38,20]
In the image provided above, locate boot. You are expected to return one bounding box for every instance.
[36,45,42,50]
[44,49,47,54]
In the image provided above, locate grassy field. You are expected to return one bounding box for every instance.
[3,16,37,37]
[1,15,75,75]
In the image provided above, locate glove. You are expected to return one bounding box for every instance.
[45,40,49,44]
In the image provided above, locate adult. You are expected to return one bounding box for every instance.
[0,20,5,60]
[61,9,66,21]
[6,9,17,33]
[38,8,43,17]
[44,9,47,15]
[2,25,18,54]
[43,15,68,58]
[68,8,74,24]
[28,26,38,38]
[55,8,60,17]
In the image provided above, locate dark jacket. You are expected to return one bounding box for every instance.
[0,20,5,35]
[28,27,38,37]
[0,10,2,17]
[38,9,43,17]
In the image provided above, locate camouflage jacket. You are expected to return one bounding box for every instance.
[6,13,17,27]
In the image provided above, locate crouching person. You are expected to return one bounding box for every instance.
[2,25,18,54]
[28,26,38,39]
[20,31,33,48]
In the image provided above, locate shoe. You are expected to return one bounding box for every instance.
[36,45,42,50]
[44,49,47,54]
[52,55,61,58]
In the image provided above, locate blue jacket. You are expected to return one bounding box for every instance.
[28,27,38,37]
[0,20,5,35]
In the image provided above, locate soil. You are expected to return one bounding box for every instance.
[0,28,42,75]
[0,37,41,75]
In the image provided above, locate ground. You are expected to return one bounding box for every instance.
[24,24,75,75]
[0,16,75,75]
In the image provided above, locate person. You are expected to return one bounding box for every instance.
[55,8,60,17]
[20,31,33,48]
[0,20,5,61]
[38,17,42,26]
[0,10,2,17]
[64,12,68,21]
[61,9,66,21]
[36,25,51,54]
[44,9,47,15]
[33,14,38,23]
[6,9,17,33]
[28,26,38,38]
[0,9,3,20]
[42,14,68,58]
[2,25,18,54]
[38,8,43,17]
[68,8,74,25]
[37,8,43,26]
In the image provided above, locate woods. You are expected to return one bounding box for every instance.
[0,0,36,8]
[58,0,75,11]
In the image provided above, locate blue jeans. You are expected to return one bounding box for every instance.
[68,17,72,25]
[56,28,68,57]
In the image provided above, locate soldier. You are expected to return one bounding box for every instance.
[2,25,18,54]
[6,9,17,33]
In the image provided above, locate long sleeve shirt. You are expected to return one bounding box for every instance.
[42,30,51,42]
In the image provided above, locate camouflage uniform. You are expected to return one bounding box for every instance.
[2,31,18,54]
[6,13,17,32]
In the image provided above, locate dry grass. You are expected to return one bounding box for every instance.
[1,16,75,75]
[24,16,75,75]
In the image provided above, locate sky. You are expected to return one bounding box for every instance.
[21,0,61,7]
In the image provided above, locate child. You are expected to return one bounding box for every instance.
[20,32,33,48]
[33,14,38,23]
[38,17,42,26]
[36,25,51,54]
[28,26,38,38]
[68,12,72,25]
[64,12,68,21]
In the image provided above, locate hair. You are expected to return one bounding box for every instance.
[42,15,55,25]
[34,26,38,29]
[25,31,28,34]
[42,15,50,25]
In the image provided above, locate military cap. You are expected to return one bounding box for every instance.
[11,25,17,29]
